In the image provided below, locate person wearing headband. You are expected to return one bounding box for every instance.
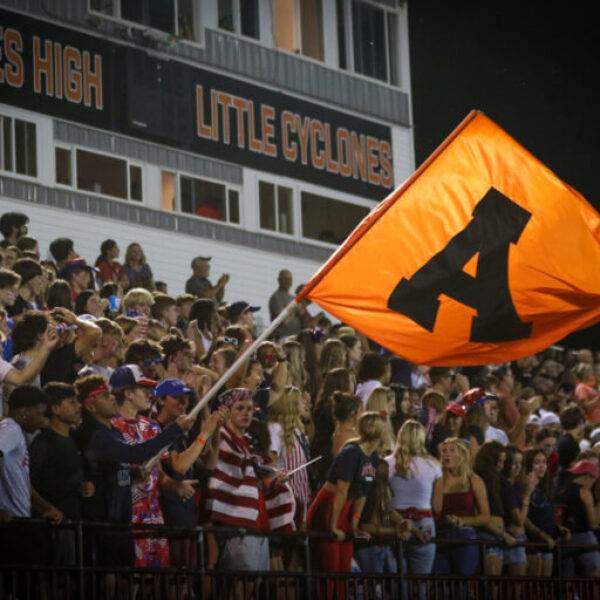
[71,373,194,571]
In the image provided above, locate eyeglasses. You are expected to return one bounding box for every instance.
[143,357,162,365]
[221,336,239,347]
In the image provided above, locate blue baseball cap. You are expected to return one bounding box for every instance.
[109,364,157,390]
[228,301,260,320]
[154,378,193,398]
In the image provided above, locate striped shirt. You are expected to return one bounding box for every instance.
[207,425,295,530]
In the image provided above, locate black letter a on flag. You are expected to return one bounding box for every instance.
[387,188,533,342]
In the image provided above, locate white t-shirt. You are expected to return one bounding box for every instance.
[356,380,382,406]
[486,425,509,445]
[0,359,13,383]
[386,454,442,510]
[0,417,31,517]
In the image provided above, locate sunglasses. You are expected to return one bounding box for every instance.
[143,357,162,365]
[221,336,239,347]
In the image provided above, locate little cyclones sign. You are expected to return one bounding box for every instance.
[0,8,394,199]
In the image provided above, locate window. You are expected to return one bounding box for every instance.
[89,0,197,41]
[55,147,143,201]
[337,0,401,85]
[218,0,259,39]
[301,191,369,244]
[259,181,294,234]
[0,115,37,177]
[177,173,240,224]
[273,0,323,60]
[55,147,72,185]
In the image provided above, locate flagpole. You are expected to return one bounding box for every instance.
[188,298,298,418]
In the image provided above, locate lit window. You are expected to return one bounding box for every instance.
[179,174,240,224]
[301,191,368,244]
[161,171,176,210]
[273,0,323,60]
[58,148,143,201]
[259,181,294,234]
[218,0,259,39]
[0,115,37,177]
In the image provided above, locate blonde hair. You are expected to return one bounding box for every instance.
[147,319,167,342]
[319,338,348,376]
[440,437,473,483]
[393,420,433,478]
[124,242,147,266]
[366,387,395,451]
[269,385,302,453]
[123,287,154,310]
[357,411,388,443]
[283,340,308,389]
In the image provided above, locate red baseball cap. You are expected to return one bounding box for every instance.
[567,459,599,479]
[446,403,466,419]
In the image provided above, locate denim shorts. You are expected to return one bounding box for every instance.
[503,533,527,566]
[569,531,600,574]
[476,529,503,559]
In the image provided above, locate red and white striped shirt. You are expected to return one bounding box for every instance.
[207,425,295,530]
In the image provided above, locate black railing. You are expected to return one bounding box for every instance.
[1,518,600,599]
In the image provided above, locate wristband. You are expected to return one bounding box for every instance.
[196,436,206,446]
[352,512,362,520]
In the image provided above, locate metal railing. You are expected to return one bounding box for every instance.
[1,518,599,599]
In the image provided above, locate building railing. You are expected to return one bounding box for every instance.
[1,518,599,599]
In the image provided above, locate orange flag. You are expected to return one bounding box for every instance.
[296,111,600,366]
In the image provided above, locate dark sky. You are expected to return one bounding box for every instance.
[407,2,599,348]
[408,1,598,205]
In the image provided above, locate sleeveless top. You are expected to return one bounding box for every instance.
[441,479,476,517]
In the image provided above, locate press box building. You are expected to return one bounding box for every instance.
[0,0,414,317]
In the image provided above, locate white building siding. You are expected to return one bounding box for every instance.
[0,196,323,328]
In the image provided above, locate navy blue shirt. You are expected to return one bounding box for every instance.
[82,420,183,523]
[327,442,378,499]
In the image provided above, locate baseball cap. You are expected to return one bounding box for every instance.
[538,411,561,426]
[109,364,157,390]
[228,301,260,320]
[567,459,599,479]
[57,258,99,279]
[154,378,193,398]
[446,403,466,419]
[463,387,498,413]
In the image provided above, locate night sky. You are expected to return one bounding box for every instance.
[407,2,599,348]
[408,2,597,204]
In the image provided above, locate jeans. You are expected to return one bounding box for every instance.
[433,526,479,575]
[401,517,436,575]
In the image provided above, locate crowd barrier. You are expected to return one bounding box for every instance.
[1,519,599,599]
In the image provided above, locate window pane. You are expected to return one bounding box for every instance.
[129,165,143,201]
[352,1,387,82]
[162,171,176,210]
[273,0,298,53]
[90,0,114,15]
[218,0,234,31]
[180,175,226,221]
[278,186,294,234]
[240,0,259,38]
[15,119,37,177]
[336,0,347,69]
[77,149,127,199]
[1,117,13,172]
[55,147,71,185]
[300,0,323,60]
[122,0,175,34]
[387,12,399,86]
[301,192,368,244]
[178,0,195,40]
[228,189,240,223]
[259,181,275,230]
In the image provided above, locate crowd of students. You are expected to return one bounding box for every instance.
[1,210,600,589]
